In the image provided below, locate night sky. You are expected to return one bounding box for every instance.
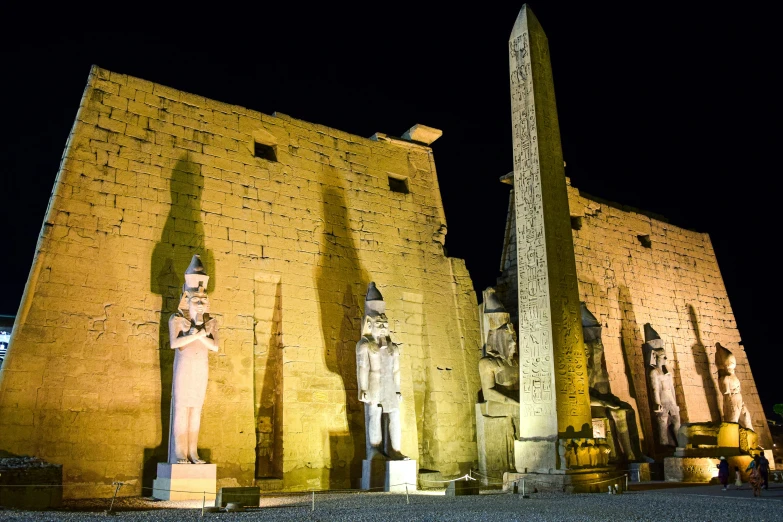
[1,4,779,415]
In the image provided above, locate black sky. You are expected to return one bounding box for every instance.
[1,3,779,414]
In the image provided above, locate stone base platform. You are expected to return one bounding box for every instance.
[664,455,754,483]
[361,459,417,492]
[503,469,627,494]
[152,463,216,500]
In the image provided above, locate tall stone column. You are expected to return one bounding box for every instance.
[509,5,592,473]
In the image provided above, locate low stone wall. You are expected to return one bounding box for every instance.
[0,457,63,509]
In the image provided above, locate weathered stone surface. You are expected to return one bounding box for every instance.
[0,66,482,497]
[508,4,592,474]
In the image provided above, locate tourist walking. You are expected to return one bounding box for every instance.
[747,455,763,497]
[718,457,729,491]
[734,466,742,489]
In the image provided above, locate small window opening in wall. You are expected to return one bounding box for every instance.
[570,216,582,231]
[254,142,277,162]
[388,175,409,194]
[637,234,652,248]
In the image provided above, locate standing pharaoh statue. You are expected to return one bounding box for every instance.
[167,255,219,464]
[643,324,680,447]
[716,343,752,430]
[356,283,407,461]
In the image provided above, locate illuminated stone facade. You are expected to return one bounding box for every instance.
[0,66,482,497]
[496,178,773,455]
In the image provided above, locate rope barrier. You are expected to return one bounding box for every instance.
[0,471,632,513]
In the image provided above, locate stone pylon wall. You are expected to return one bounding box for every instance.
[497,179,772,454]
[0,66,482,497]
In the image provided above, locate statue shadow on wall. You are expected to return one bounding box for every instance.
[315,184,368,489]
[143,155,215,491]
[255,280,284,479]
[688,304,721,421]
[617,286,654,456]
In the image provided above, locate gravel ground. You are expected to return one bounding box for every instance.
[0,487,781,521]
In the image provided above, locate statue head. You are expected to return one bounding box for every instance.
[716,343,737,374]
[368,313,390,340]
[643,323,669,372]
[649,348,667,370]
[482,287,516,358]
[486,322,517,361]
[362,282,388,338]
[178,255,210,324]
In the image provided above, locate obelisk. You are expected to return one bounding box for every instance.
[509,5,592,474]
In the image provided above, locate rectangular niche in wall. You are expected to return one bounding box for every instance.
[254,142,278,162]
[388,175,409,194]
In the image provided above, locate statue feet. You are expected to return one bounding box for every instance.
[386,449,409,461]
[189,454,206,464]
[176,458,190,464]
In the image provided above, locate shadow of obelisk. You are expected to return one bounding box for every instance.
[315,184,369,489]
[688,304,721,421]
[144,155,214,489]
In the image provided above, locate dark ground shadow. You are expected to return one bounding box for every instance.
[144,155,214,489]
[618,286,655,458]
[688,304,721,422]
[315,185,369,489]
[255,281,283,479]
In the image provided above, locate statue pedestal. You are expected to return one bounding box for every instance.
[476,403,517,485]
[361,459,417,492]
[152,463,216,501]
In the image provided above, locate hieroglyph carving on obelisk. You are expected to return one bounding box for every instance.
[509,4,592,473]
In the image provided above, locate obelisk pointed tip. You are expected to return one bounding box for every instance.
[511,4,545,39]
[511,5,529,36]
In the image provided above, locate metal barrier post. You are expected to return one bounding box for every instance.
[201,491,205,517]
[405,483,410,504]
[311,490,315,512]
[106,481,122,515]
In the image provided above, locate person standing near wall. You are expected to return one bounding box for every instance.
[718,457,729,491]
